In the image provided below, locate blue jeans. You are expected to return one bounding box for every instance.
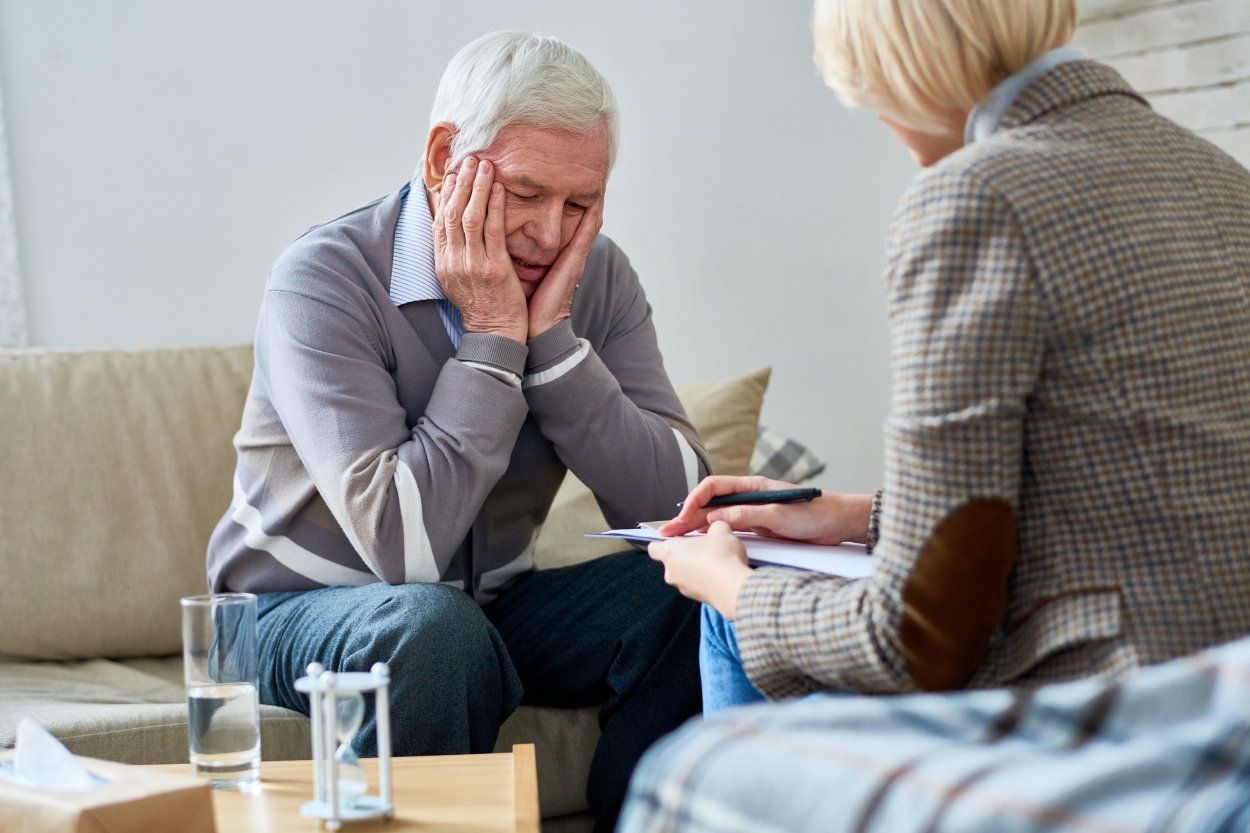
[700,604,766,715]
[255,550,700,833]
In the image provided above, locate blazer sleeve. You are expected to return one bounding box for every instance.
[733,166,1046,697]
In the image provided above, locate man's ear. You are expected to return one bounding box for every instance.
[422,122,457,193]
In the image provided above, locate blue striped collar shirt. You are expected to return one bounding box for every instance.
[965,45,1089,145]
[390,180,465,348]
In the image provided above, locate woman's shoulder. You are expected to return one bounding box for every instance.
[883,142,1046,294]
[887,146,1021,249]
[899,134,1047,207]
[889,121,1108,243]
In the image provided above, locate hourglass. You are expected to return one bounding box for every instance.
[294,662,394,829]
[334,690,369,805]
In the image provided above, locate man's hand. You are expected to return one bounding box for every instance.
[432,157,528,344]
[648,521,752,620]
[659,475,874,545]
[526,199,603,338]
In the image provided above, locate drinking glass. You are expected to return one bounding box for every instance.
[181,593,261,788]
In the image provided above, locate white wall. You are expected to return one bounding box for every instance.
[0,1,919,491]
[0,64,22,349]
[1075,0,1250,165]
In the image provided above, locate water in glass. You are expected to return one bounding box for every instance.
[187,681,260,787]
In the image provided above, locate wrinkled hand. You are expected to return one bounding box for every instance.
[432,157,528,343]
[659,475,873,545]
[648,521,752,619]
[526,199,603,337]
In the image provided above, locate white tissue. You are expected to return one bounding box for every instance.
[0,718,106,791]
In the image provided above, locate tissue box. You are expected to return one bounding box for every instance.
[0,751,215,833]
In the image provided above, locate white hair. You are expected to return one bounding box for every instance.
[430,31,619,172]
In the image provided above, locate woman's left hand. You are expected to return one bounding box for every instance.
[648,521,753,620]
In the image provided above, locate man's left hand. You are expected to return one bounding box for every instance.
[526,200,604,338]
[648,521,753,620]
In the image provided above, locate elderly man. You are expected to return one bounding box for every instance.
[205,31,707,829]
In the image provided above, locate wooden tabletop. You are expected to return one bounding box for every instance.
[144,745,539,833]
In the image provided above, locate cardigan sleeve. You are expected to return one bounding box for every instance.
[257,288,530,585]
[521,236,710,530]
[734,165,1046,698]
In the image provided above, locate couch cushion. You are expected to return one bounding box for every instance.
[674,368,772,478]
[0,657,309,764]
[534,367,771,570]
[0,345,253,660]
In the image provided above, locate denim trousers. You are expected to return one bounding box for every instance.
[255,550,701,831]
[699,603,766,715]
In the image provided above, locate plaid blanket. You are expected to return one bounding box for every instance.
[619,634,1250,833]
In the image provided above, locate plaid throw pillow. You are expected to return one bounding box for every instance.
[750,426,826,483]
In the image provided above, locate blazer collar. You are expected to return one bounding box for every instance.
[999,60,1149,133]
[965,46,1087,144]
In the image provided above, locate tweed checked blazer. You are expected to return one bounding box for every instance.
[736,61,1250,699]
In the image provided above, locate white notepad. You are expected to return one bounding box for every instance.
[587,527,873,579]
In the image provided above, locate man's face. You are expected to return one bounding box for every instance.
[478,124,609,298]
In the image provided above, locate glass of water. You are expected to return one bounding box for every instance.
[181,593,260,788]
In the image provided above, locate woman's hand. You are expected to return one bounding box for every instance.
[659,475,874,546]
[648,521,752,620]
[432,157,529,344]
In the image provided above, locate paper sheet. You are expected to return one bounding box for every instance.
[588,528,873,579]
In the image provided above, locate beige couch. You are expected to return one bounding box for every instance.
[0,344,768,827]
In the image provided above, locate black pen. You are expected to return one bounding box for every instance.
[678,488,822,509]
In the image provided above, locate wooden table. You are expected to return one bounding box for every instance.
[145,744,539,833]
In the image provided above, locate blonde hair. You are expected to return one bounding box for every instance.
[813,0,1077,132]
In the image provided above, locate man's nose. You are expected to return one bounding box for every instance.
[526,203,563,251]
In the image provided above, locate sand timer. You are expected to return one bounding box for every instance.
[294,662,394,829]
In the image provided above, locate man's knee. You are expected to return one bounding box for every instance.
[603,550,699,612]
[635,556,701,628]
[348,582,498,666]
[366,583,523,747]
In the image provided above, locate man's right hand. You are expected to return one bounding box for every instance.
[432,156,528,344]
[659,475,874,546]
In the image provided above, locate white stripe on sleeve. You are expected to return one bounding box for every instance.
[673,427,699,494]
[394,461,441,583]
[522,339,592,389]
[231,477,379,587]
[460,360,522,388]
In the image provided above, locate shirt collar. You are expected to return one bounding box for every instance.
[965,45,1088,145]
[389,179,444,307]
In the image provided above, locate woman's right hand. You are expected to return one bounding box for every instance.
[658,475,874,546]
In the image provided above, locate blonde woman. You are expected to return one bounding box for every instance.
[623,0,1250,824]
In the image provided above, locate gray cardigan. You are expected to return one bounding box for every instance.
[207,184,709,603]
